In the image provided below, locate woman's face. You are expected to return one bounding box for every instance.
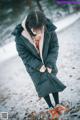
[31,27,43,41]
[31,27,42,35]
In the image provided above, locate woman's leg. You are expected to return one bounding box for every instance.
[52,92,59,106]
[44,94,54,108]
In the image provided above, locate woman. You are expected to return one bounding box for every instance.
[12,10,66,108]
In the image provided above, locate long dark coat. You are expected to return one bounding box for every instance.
[12,18,66,97]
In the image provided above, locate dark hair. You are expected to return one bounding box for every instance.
[25,10,47,37]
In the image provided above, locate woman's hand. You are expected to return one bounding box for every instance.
[47,67,52,73]
[39,65,46,72]
[39,65,52,73]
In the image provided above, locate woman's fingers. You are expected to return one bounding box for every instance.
[39,65,46,72]
[47,67,52,73]
[39,66,53,73]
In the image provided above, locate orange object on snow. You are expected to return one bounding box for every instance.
[55,104,68,115]
[48,108,59,120]
[48,104,68,120]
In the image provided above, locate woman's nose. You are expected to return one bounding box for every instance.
[35,34,41,41]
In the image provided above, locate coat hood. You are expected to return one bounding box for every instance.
[11,17,57,37]
[45,18,57,32]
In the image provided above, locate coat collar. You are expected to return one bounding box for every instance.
[12,16,57,61]
[12,17,57,36]
[21,17,45,61]
[20,25,49,61]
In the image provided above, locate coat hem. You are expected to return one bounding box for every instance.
[38,85,66,97]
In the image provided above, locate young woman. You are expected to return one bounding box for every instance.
[12,10,66,108]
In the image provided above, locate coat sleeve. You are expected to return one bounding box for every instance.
[15,37,44,71]
[45,31,59,68]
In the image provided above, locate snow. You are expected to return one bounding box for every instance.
[0,40,18,62]
[55,12,80,32]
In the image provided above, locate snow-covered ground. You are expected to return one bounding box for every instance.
[0,17,80,119]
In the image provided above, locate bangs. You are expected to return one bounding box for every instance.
[25,10,47,37]
[28,16,45,29]
[29,21,44,29]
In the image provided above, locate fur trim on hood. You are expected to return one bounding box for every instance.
[11,16,57,37]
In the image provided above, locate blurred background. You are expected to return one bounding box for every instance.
[0,1,80,120]
[0,0,80,46]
